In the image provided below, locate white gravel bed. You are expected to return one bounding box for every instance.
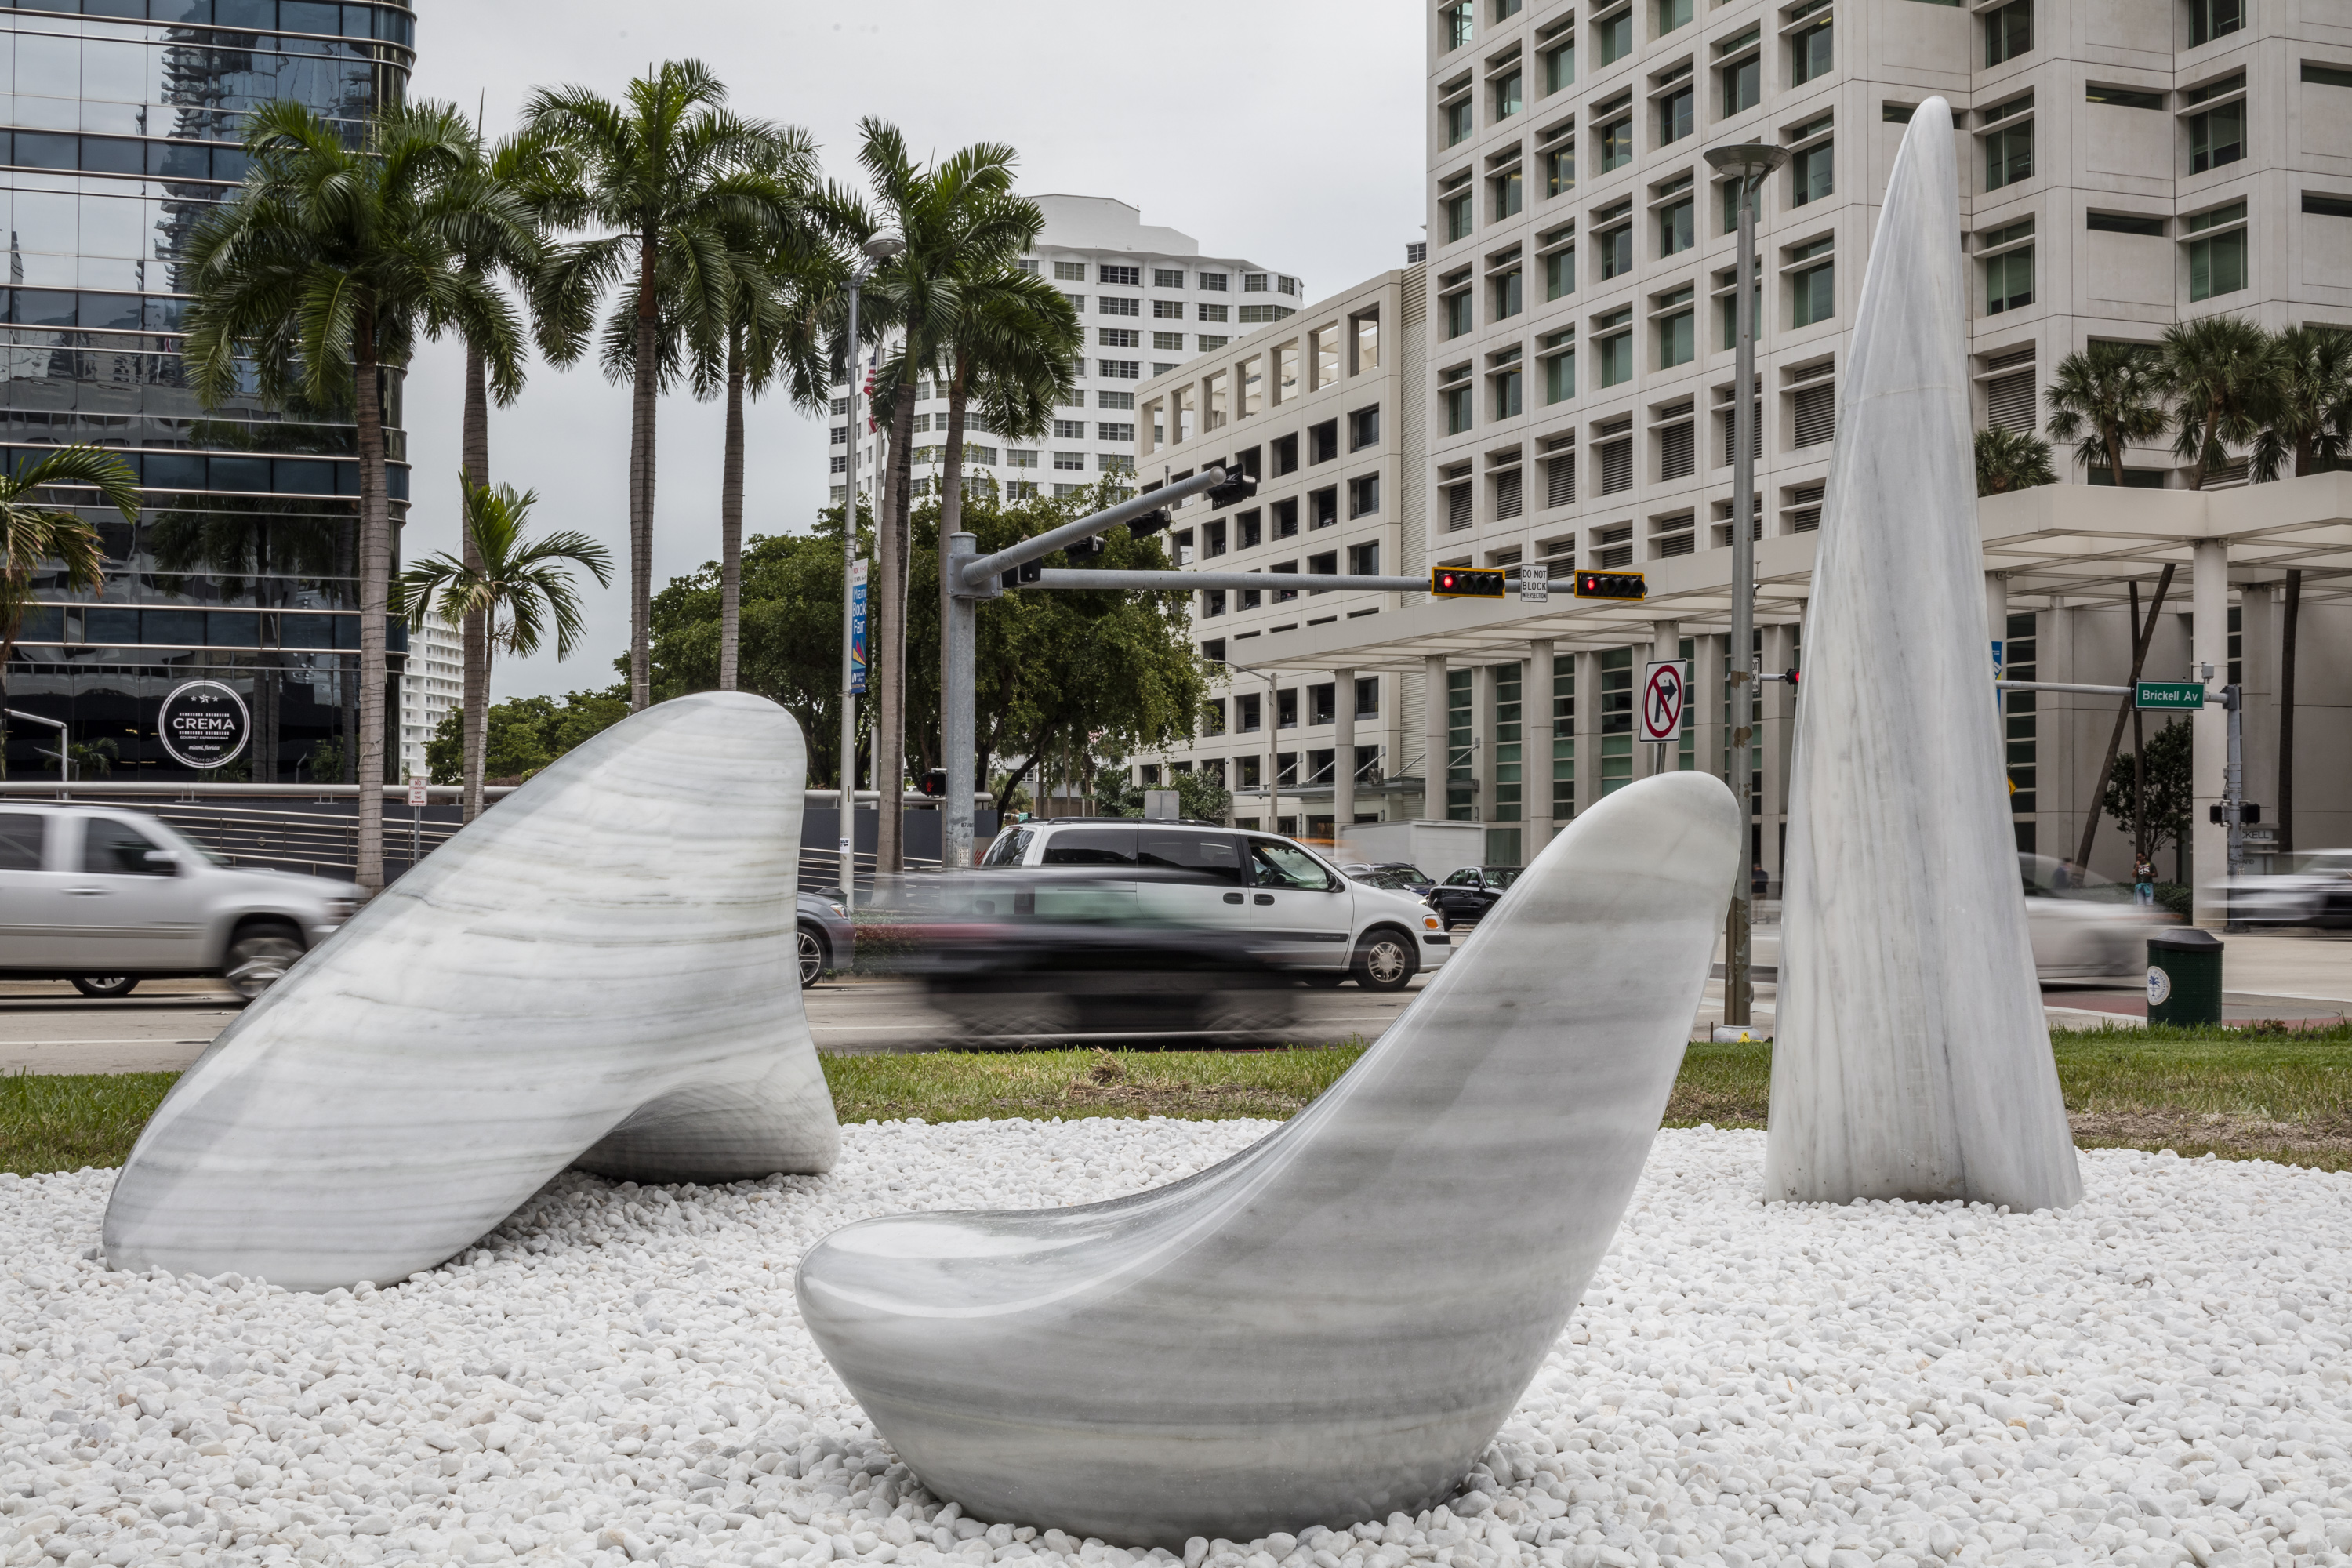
[4,1122,2350,1568]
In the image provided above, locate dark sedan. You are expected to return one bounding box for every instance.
[1424,865,1524,927]
[1341,862,1434,894]
[798,891,854,987]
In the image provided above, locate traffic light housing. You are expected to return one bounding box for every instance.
[1431,568,1508,599]
[1000,558,1044,590]
[1128,506,1173,539]
[1573,571,1647,601]
[1065,533,1105,561]
[1207,466,1258,509]
[919,768,948,798]
[1784,667,1801,693]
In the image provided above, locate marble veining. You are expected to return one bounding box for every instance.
[102,691,840,1293]
[1766,99,2082,1212]
[795,771,1740,1548]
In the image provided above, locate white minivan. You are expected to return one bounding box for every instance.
[979,818,1451,990]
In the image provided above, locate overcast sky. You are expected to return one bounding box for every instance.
[402,2,1423,700]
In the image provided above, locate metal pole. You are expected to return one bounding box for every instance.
[942,531,978,868]
[1726,169,1760,1028]
[1267,669,1281,837]
[839,272,864,911]
[2224,681,2245,886]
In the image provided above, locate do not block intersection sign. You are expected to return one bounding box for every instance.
[1640,659,1688,745]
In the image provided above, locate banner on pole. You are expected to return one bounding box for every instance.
[850,558,869,696]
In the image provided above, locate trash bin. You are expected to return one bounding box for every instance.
[2147,927,2223,1026]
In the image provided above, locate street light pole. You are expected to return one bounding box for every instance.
[838,236,902,908]
[1704,141,1787,1030]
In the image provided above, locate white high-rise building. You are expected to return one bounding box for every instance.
[397,613,463,785]
[832,194,1303,506]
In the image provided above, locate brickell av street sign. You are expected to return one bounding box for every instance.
[1639,659,1687,746]
[2135,681,2205,712]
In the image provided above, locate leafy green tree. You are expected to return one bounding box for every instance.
[397,477,615,806]
[0,446,144,777]
[2250,323,2352,481]
[426,688,630,785]
[182,99,526,890]
[525,60,797,713]
[2102,718,2194,872]
[1091,764,1232,823]
[2045,342,2169,487]
[1974,424,2056,495]
[2160,314,2283,488]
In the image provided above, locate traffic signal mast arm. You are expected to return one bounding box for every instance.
[956,465,1241,597]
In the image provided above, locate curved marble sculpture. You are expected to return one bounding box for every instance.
[103,691,840,1293]
[797,771,1739,1548]
[1766,97,2081,1212]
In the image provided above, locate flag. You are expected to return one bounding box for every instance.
[862,352,880,435]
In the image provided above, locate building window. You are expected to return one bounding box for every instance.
[1544,140,1576,197]
[1446,93,1476,147]
[1596,308,1635,387]
[1493,357,1524,419]
[1657,82,1694,145]
[1788,238,1834,328]
[1100,327,1139,348]
[1054,260,1086,281]
[2305,191,2352,219]
[1349,474,1381,517]
[2188,0,2241,46]
[1544,37,1575,95]
[1200,271,1229,291]
[1444,368,1475,434]
[1100,389,1134,411]
[1444,0,1474,51]
[1542,328,1576,402]
[1596,6,1634,66]
[1054,451,1087,470]
[1597,110,1635,172]
[1657,0,1691,31]
[1198,303,1229,323]
[1153,267,1185,289]
[1491,265,1523,321]
[1098,422,1134,443]
[1445,184,1475,242]
[1544,237,1577,299]
[2187,201,2249,299]
[1099,296,1140,317]
[1493,166,1524,220]
[1982,219,2035,314]
[1238,304,1294,324]
[1099,359,1141,379]
[1789,0,1832,85]
[1494,67,1524,122]
[1984,0,2031,67]
[2188,86,2245,173]
[1311,488,1340,528]
[1007,449,1039,469]
[1444,285,1475,339]
[1153,331,1185,350]
[1243,273,1269,292]
[1658,194,1694,255]
[1791,375,1835,447]
[1599,218,1634,278]
[1053,419,1086,440]
[1351,405,1381,449]
[1152,298,1185,319]
[1719,28,1760,115]
[1791,132,1833,206]
[1101,263,1141,286]
[1655,288,1695,369]
[1984,114,2034,190]
[1100,453,1134,474]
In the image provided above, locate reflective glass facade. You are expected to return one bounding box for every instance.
[1,0,415,782]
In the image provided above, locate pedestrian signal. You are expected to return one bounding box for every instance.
[1431,568,1508,599]
[919,768,948,797]
[1573,571,1646,601]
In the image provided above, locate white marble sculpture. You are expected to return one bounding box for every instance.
[797,771,1740,1548]
[103,691,840,1293]
[1766,98,2082,1211]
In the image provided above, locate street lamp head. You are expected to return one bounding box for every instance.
[1704,142,1791,184]
[863,234,906,261]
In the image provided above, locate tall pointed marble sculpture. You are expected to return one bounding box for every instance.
[103,691,840,1293]
[1765,98,2081,1211]
[797,771,1740,1548]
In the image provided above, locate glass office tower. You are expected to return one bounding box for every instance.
[0,0,416,783]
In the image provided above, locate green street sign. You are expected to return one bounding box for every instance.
[2136,681,2205,711]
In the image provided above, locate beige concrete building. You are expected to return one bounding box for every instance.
[1122,265,1428,843]
[1190,0,2352,916]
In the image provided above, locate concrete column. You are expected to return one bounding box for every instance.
[1986,572,2009,662]
[1761,622,1797,891]
[2191,540,2230,927]
[1642,620,1682,777]
[1526,640,1555,851]
[1332,666,1356,834]
[1424,653,1449,822]
[2042,597,2078,869]
[1573,649,1602,818]
[1473,663,1497,822]
[1694,631,1726,793]
[2238,586,2276,824]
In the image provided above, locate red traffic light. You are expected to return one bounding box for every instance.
[1573,571,1646,601]
[1785,667,1801,691]
[1431,568,1508,599]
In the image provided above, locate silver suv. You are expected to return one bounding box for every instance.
[0,804,360,999]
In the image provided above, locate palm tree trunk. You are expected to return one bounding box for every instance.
[876,373,918,874]
[719,329,746,692]
[2190,407,2222,489]
[461,337,490,822]
[2278,568,2300,854]
[352,315,390,895]
[628,230,659,711]
[2072,564,2172,872]
[2106,430,2124,489]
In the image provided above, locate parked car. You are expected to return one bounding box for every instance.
[2225,848,2352,928]
[0,804,360,999]
[1424,865,1526,927]
[798,890,854,987]
[2017,853,2169,979]
[978,818,1450,990]
[1341,862,1435,894]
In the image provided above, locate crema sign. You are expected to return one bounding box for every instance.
[157,680,250,769]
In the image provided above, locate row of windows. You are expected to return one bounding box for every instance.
[0,128,254,183]
[13,0,413,39]
[0,441,407,495]
[13,604,367,650]
[1022,259,1299,295]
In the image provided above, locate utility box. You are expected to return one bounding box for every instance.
[1334,819,1488,880]
[2147,927,2223,1026]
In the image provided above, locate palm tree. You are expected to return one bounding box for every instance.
[2044,341,2169,488]
[523,60,790,713]
[1974,425,2056,495]
[429,126,548,824]
[2159,314,2282,488]
[2249,323,2352,482]
[183,98,526,891]
[395,477,614,806]
[0,446,141,777]
[855,119,1036,873]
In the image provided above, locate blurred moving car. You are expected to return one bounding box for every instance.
[0,804,359,999]
[2226,849,2352,928]
[1340,862,1435,894]
[978,818,1448,990]
[2017,853,2169,979]
[1424,865,1526,927]
[797,891,854,987]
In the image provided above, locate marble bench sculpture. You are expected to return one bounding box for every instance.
[103,691,841,1294]
[797,770,1740,1548]
[1766,97,2082,1212]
